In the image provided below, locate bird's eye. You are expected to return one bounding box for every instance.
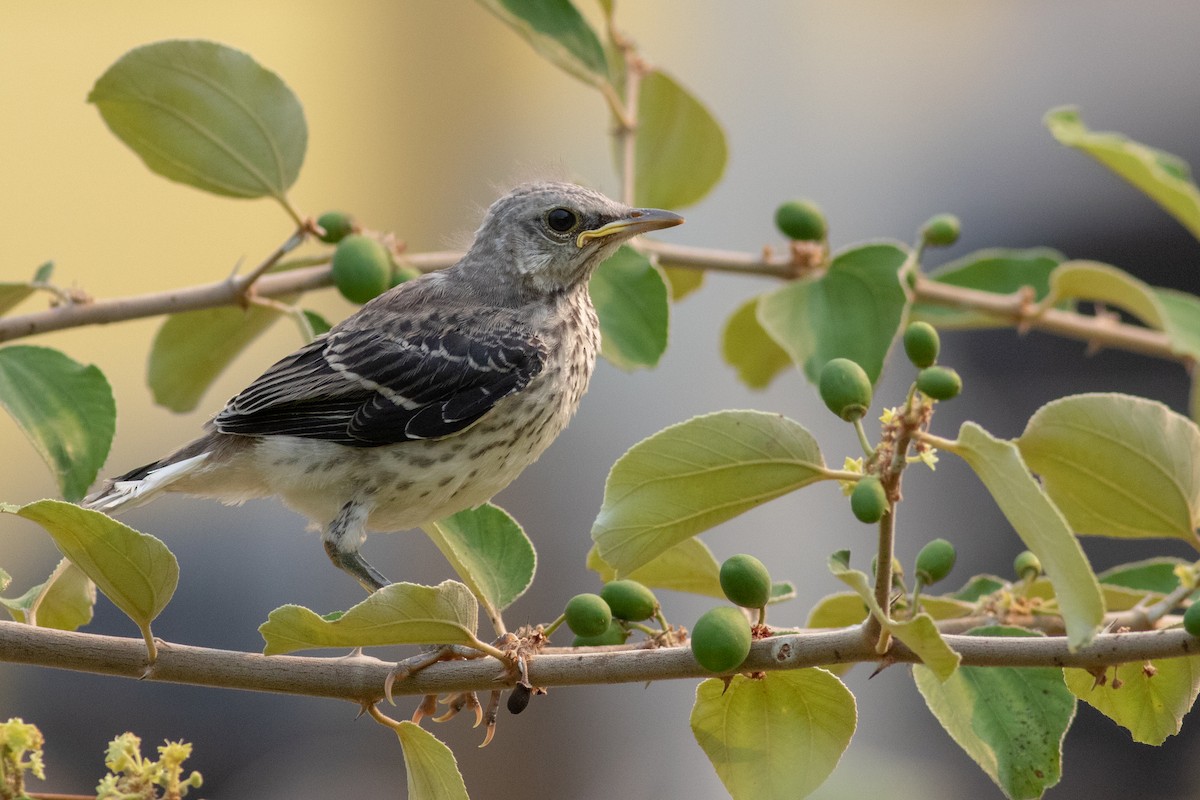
[546,207,579,233]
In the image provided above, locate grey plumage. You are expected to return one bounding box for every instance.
[85,182,683,591]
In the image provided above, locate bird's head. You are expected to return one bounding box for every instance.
[465,182,684,296]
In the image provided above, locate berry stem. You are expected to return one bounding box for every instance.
[853,417,874,458]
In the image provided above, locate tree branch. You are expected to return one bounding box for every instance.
[3,619,1198,707]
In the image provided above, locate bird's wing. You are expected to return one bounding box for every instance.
[214,309,547,446]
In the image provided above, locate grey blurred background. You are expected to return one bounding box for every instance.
[3,2,1200,797]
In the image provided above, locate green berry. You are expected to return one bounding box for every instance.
[564,593,612,638]
[331,234,390,305]
[916,366,962,401]
[1014,550,1042,581]
[316,211,356,244]
[903,322,941,369]
[915,538,957,586]
[850,476,887,523]
[1184,603,1200,637]
[920,213,961,247]
[600,580,659,621]
[572,620,629,647]
[719,554,772,609]
[690,607,752,673]
[819,358,873,421]
[774,200,827,242]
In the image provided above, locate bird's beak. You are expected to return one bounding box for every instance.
[576,208,685,248]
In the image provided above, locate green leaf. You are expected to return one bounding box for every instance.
[0,284,35,317]
[947,422,1104,649]
[1045,107,1200,242]
[914,626,1076,800]
[11,500,177,644]
[691,670,856,800]
[722,296,792,390]
[475,0,609,85]
[148,302,291,412]
[1065,656,1200,745]
[587,539,722,598]
[1098,557,1187,594]
[394,721,470,800]
[302,309,332,336]
[661,266,704,301]
[0,559,96,631]
[828,552,960,680]
[632,70,727,210]
[1155,288,1200,361]
[422,503,535,613]
[758,243,909,385]
[1017,393,1200,544]
[259,580,479,655]
[1047,260,1164,327]
[0,346,115,501]
[88,40,306,205]
[592,410,828,575]
[913,248,1064,329]
[590,245,669,370]
[954,575,1007,602]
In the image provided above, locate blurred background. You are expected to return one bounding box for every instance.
[3,2,1200,797]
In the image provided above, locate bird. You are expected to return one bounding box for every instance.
[84,182,683,592]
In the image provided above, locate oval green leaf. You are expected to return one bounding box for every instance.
[1098,557,1187,594]
[14,500,177,636]
[590,245,669,370]
[0,346,115,502]
[722,296,792,390]
[0,284,35,318]
[661,266,704,301]
[1065,656,1200,746]
[914,626,1076,800]
[691,670,856,800]
[474,0,609,85]
[912,248,1063,329]
[1047,260,1164,327]
[148,302,291,412]
[1017,393,1200,544]
[1155,287,1200,362]
[1046,107,1200,242]
[394,721,470,800]
[758,243,909,386]
[632,70,727,210]
[422,503,535,613]
[591,410,828,575]
[88,40,307,204]
[0,559,96,631]
[947,422,1104,650]
[259,580,479,655]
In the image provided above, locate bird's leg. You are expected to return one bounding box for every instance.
[323,500,390,593]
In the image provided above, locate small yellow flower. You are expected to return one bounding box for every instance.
[880,407,898,424]
[839,456,864,495]
[907,447,939,470]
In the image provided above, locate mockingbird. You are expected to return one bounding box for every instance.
[85,182,683,591]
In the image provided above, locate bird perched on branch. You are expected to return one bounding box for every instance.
[86,182,683,591]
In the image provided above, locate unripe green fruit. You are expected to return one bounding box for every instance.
[316,211,356,244]
[903,322,941,369]
[572,620,629,647]
[819,358,873,421]
[691,607,752,673]
[915,538,957,586]
[850,476,887,523]
[916,366,963,401]
[774,200,827,242]
[601,580,659,621]
[719,554,772,609]
[331,235,390,305]
[564,593,612,638]
[1013,550,1042,581]
[1184,603,1200,637]
[920,213,961,247]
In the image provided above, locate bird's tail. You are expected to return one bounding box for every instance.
[83,437,213,514]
